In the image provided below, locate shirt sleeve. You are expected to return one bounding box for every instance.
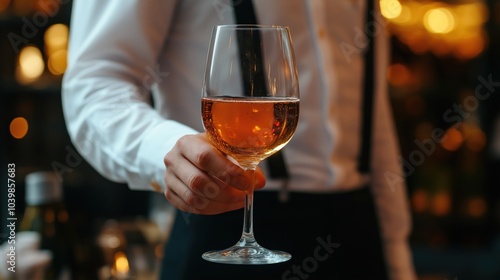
[62,0,197,192]
[370,26,417,279]
[371,92,417,280]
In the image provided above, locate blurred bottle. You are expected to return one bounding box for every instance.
[20,171,73,280]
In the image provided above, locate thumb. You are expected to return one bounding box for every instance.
[254,167,266,190]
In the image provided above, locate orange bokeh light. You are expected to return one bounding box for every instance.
[0,0,10,12]
[432,192,451,217]
[441,127,463,151]
[388,63,412,86]
[412,189,429,213]
[466,197,487,218]
[10,117,29,139]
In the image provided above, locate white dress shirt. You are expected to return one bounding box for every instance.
[62,0,416,278]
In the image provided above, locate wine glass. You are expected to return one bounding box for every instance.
[201,25,300,265]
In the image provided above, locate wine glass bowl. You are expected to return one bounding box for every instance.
[202,97,299,169]
[201,25,299,264]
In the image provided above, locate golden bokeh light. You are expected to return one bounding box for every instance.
[381,0,402,20]
[113,251,130,277]
[391,3,413,25]
[384,0,487,60]
[16,46,44,83]
[453,2,488,28]
[44,23,69,56]
[390,5,413,25]
[10,117,29,139]
[424,7,456,34]
[48,49,68,75]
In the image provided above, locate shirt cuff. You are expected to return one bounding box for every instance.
[130,120,199,192]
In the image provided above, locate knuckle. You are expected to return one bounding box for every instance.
[183,190,197,206]
[203,183,220,199]
[164,152,174,167]
[193,196,209,210]
[186,173,206,191]
[225,163,243,176]
[196,148,212,168]
[177,135,192,149]
[164,187,173,201]
[224,164,246,186]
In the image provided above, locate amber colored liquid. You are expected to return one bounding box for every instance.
[202,96,299,167]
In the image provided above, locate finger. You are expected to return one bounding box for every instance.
[177,135,254,190]
[254,167,266,190]
[168,155,247,204]
[164,173,245,215]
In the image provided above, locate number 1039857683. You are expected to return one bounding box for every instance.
[7,163,16,217]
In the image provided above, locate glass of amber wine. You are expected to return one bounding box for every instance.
[201,25,299,264]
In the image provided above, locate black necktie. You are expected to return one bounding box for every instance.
[232,0,290,184]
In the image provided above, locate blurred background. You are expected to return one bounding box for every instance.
[1,0,499,279]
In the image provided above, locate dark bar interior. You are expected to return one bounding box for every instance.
[1,0,499,279]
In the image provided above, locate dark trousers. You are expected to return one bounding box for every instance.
[160,188,389,280]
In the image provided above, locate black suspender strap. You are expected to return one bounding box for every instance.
[232,0,290,182]
[358,0,376,175]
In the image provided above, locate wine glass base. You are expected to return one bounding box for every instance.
[202,244,291,265]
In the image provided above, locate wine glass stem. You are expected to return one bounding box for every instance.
[239,168,257,246]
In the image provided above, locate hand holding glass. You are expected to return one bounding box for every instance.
[201,25,300,265]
